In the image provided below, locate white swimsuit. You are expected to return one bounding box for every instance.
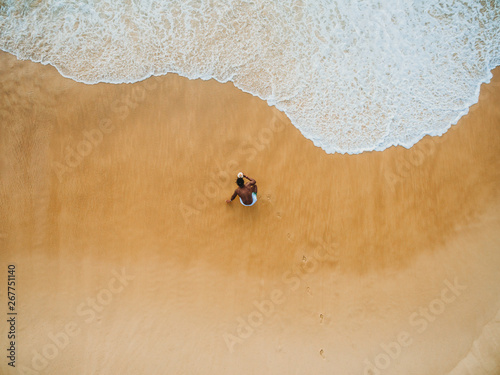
[240,192,257,207]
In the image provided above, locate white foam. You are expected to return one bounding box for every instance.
[1,0,499,153]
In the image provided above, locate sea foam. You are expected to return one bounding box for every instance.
[1,0,499,153]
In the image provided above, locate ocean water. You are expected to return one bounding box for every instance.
[0,0,499,154]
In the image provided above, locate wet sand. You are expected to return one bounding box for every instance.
[1,50,500,375]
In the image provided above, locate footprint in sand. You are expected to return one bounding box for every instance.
[319,314,332,325]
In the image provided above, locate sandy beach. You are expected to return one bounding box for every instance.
[1,50,500,374]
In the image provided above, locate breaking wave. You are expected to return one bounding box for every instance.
[1,0,499,153]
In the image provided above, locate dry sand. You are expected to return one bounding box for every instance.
[1,50,500,375]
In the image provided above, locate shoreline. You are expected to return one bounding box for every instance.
[2,49,498,155]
